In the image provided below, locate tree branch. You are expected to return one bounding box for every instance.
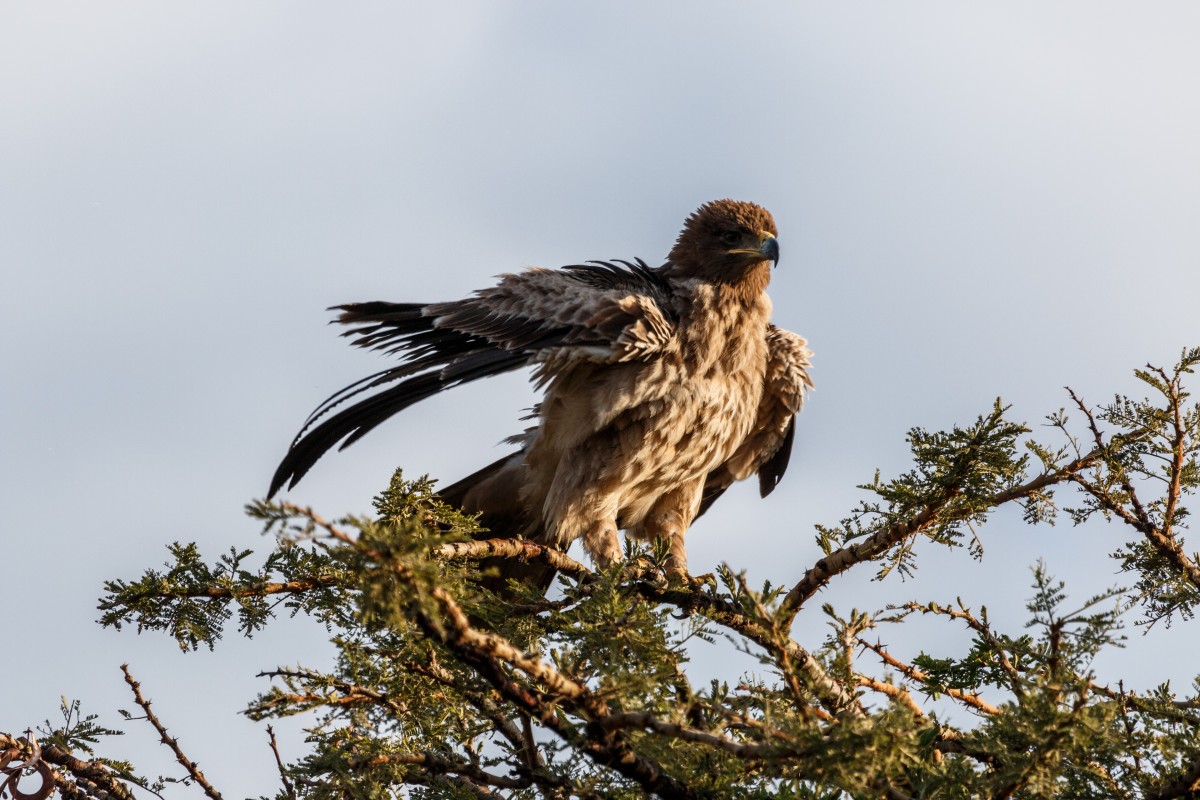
[0,733,138,800]
[434,538,592,578]
[779,487,962,621]
[121,664,225,800]
[855,676,925,717]
[341,531,706,800]
[857,639,1001,715]
[107,575,344,603]
[1067,388,1200,592]
[1072,475,1200,590]
[349,750,530,789]
[630,581,861,717]
[779,445,1109,623]
[403,656,533,762]
[1088,682,1200,727]
[1144,749,1200,800]
[265,726,296,800]
[254,668,408,717]
[897,600,1025,701]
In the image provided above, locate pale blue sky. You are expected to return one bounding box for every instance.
[3,3,1199,795]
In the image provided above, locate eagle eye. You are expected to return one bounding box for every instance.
[719,231,741,246]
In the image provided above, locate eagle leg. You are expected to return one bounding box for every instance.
[546,488,623,569]
[579,518,623,570]
[630,477,706,581]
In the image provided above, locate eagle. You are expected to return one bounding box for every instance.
[270,200,813,582]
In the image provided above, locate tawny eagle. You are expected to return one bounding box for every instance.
[270,200,813,580]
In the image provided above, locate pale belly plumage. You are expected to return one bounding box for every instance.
[524,299,770,566]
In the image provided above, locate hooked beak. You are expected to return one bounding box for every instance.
[759,234,780,267]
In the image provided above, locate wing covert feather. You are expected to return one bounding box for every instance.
[425,261,677,364]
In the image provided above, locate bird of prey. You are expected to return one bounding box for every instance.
[270,199,813,581]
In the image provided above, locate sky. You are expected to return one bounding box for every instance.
[3,2,1199,795]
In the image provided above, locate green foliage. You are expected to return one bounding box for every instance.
[1042,347,1200,626]
[8,351,1200,799]
[39,698,124,758]
[813,401,1029,580]
[97,540,351,651]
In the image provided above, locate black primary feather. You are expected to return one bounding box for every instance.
[757,417,796,498]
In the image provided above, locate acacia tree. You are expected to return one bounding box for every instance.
[3,349,1199,800]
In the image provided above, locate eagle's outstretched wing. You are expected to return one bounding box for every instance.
[696,325,814,517]
[269,260,677,496]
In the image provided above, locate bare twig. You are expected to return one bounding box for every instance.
[265,726,296,800]
[121,664,225,800]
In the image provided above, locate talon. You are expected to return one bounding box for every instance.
[621,557,656,582]
[665,566,690,585]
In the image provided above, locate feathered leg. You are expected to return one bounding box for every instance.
[630,477,705,579]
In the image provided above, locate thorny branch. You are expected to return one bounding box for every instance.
[854,675,925,717]
[1088,682,1200,727]
[290,511,704,800]
[404,656,534,763]
[107,575,344,603]
[857,639,1001,715]
[896,600,1025,700]
[312,510,947,800]
[121,664,225,800]
[780,444,1118,624]
[265,726,296,800]
[413,581,701,800]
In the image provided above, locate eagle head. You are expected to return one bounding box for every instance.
[667,199,779,283]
